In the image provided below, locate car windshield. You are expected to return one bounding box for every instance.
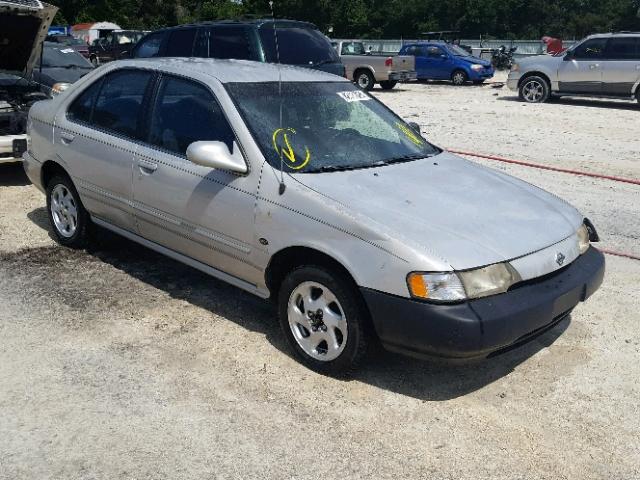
[226,81,440,173]
[41,45,93,68]
[446,44,471,56]
[259,26,339,66]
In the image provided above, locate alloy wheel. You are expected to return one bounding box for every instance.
[522,80,545,102]
[50,184,78,238]
[357,73,371,89]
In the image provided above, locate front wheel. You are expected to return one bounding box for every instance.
[451,70,468,86]
[379,80,397,90]
[46,174,91,248]
[519,76,550,103]
[355,70,375,91]
[90,56,99,67]
[278,266,370,376]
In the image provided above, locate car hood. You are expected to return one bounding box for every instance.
[517,53,561,67]
[292,152,582,270]
[0,1,58,76]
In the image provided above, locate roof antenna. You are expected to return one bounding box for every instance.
[269,1,286,195]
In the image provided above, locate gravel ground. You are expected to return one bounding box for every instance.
[1,72,639,479]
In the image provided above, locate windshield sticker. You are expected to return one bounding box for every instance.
[60,48,75,54]
[272,127,311,171]
[396,122,424,147]
[337,90,371,102]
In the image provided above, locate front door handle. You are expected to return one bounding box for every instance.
[138,160,158,175]
[589,64,600,69]
[60,133,75,144]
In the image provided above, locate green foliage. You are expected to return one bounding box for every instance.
[48,0,640,39]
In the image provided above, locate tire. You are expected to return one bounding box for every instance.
[451,69,468,86]
[518,75,550,103]
[278,265,370,376]
[46,174,91,249]
[355,69,375,91]
[90,56,99,67]
[636,89,640,105]
[379,80,397,90]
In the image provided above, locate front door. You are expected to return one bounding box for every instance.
[132,74,260,283]
[55,68,154,232]
[423,45,451,80]
[558,38,607,93]
[601,36,640,96]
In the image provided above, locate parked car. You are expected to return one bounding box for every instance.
[399,42,495,85]
[24,58,604,375]
[508,32,640,103]
[130,20,344,77]
[32,42,95,96]
[46,34,90,58]
[331,40,417,91]
[89,30,147,65]
[0,0,56,164]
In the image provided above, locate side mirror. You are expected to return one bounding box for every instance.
[186,141,247,173]
[408,122,421,133]
[440,54,447,59]
[563,51,573,61]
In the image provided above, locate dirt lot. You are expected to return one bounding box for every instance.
[1,72,639,480]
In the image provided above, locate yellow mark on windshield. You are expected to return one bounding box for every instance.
[272,127,311,170]
[396,122,424,147]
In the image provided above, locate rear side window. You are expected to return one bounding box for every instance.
[210,26,253,60]
[259,26,339,65]
[68,79,103,123]
[165,28,196,56]
[135,32,165,58]
[148,76,235,156]
[92,70,153,138]
[604,37,640,60]
[572,38,607,59]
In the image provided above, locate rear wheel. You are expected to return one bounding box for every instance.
[519,75,550,103]
[379,80,397,90]
[90,55,99,67]
[355,69,375,91]
[278,266,370,376]
[46,174,91,249]
[451,70,468,86]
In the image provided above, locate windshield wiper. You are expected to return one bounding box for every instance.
[305,164,358,173]
[310,59,336,67]
[378,153,434,166]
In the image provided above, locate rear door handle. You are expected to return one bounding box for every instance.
[138,160,158,174]
[60,133,75,144]
[589,64,600,69]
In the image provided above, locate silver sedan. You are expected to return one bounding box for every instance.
[23,58,605,375]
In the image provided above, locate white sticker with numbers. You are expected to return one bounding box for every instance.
[337,90,371,102]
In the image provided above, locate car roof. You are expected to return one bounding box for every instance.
[586,32,640,39]
[114,57,349,84]
[150,19,318,32]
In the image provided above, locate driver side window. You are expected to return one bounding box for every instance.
[427,46,445,58]
[572,38,607,59]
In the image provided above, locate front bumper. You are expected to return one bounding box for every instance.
[362,247,605,359]
[0,135,28,164]
[469,67,495,80]
[388,71,418,83]
[507,72,521,91]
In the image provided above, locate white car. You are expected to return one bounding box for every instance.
[24,58,605,375]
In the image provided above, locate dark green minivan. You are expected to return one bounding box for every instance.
[131,19,345,77]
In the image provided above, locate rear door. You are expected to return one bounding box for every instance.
[558,38,607,93]
[55,68,154,232]
[602,36,640,96]
[132,73,260,283]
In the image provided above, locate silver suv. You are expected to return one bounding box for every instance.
[508,32,640,103]
[23,58,604,375]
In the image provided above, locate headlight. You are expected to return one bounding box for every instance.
[51,83,72,96]
[407,263,522,302]
[470,64,484,71]
[458,263,521,299]
[510,63,520,72]
[577,224,590,254]
[407,272,466,302]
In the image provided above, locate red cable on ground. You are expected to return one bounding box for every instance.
[598,249,640,261]
[448,148,640,186]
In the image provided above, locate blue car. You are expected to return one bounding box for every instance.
[399,42,495,85]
